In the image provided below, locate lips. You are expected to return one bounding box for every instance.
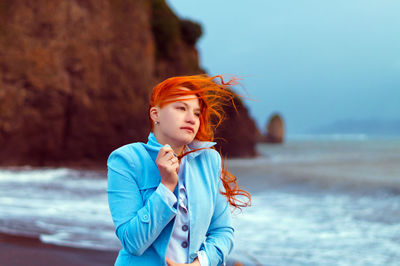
[180,127,194,133]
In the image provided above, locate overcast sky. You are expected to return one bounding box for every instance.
[167,0,400,135]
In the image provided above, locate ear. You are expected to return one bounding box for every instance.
[149,106,160,123]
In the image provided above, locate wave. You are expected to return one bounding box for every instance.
[1,166,400,265]
[287,133,370,141]
[227,159,400,195]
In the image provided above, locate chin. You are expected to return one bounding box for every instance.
[177,135,195,145]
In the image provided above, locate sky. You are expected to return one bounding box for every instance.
[166,0,400,135]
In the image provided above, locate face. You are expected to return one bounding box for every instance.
[151,89,201,147]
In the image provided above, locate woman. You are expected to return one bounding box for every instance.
[107,75,251,266]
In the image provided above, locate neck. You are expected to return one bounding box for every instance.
[153,131,186,156]
[170,144,186,157]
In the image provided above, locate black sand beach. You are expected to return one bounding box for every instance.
[0,233,117,266]
[0,233,246,266]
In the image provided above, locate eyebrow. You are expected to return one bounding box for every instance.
[176,101,200,112]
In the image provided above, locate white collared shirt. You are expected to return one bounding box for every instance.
[157,154,209,265]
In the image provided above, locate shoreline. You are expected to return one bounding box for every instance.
[0,232,245,266]
[0,163,107,172]
[0,232,117,266]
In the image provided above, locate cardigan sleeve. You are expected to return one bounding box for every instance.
[199,151,234,266]
[107,148,177,256]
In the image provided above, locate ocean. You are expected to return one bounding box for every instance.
[1,135,399,265]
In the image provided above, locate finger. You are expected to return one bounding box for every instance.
[165,257,174,266]
[168,158,180,169]
[169,156,178,163]
[163,144,173,153]
[157,147,175,162]
[169,160,179,173]
[162,154,175,164]
[159,145,174,155]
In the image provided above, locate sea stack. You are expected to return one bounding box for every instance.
[266,113,285,143]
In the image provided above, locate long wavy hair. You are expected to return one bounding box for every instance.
[149,74,251,209]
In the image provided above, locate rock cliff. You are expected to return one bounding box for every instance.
[0,0,256,166]
[214,95,259,157]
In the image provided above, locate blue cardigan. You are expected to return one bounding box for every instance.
[107,133,234,265]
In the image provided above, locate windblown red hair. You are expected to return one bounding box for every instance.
[149,74,251,209]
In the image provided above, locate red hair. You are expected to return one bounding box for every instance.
[149,74,251,209]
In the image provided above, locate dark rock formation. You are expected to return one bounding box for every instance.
[0,0,257,166]
[264,113,285,143]
[214,95,259,157]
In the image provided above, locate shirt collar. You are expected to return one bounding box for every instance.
[145,132,216,161]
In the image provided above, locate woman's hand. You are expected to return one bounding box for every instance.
[156,144,179,192]
[166,257,200,266]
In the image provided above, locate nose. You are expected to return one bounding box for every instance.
[185,111,196,124]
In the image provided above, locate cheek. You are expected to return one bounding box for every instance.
[162,109,178,122]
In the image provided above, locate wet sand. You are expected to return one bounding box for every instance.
[0,232,246,266]
[0,233,117,266]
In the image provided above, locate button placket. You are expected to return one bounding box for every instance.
[181,241,188,248]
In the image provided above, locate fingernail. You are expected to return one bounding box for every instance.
[164,144,171,148]
[174,153,177,157]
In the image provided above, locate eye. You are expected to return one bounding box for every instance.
[176,106,185,111]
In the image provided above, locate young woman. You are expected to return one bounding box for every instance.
[107,75,251,266]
